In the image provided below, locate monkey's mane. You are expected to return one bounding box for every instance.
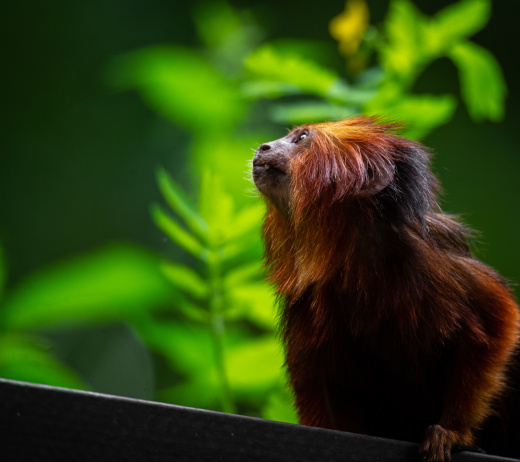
[262,117,504,347]
[264,118,432,292]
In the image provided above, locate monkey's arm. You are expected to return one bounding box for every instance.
[419,345,486,461]
[420,325,518,461]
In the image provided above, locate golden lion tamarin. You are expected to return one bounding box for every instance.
[252,117,520,461]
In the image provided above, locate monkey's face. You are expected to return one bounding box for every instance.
[252,127,310,214]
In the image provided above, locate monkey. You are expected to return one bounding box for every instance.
[251,117,520,462]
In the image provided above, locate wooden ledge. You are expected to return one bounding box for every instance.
[0,378,517,461]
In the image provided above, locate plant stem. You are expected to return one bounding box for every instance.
[207,250,236,414]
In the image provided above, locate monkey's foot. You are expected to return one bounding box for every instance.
[419,425,457,462]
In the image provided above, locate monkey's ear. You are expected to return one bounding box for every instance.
[358,165,395,197]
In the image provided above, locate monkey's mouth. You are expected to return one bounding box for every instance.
[252,160,286,177]
[252,157,290,212]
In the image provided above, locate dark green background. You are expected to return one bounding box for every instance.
[2,0,519,290]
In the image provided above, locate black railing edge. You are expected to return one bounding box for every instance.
[0,378,518,462]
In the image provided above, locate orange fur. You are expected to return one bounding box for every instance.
[253,117,520,461]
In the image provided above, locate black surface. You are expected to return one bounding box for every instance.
[0,378,518,462]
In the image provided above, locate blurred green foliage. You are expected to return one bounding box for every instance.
[0,245,173,388]
[147,169,285,416]
[0,0,507,424]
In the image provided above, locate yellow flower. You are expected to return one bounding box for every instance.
[329,0,369,56]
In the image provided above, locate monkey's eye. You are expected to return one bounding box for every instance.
[295,131,308,143]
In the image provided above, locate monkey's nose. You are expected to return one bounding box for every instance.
[259,143,271,151]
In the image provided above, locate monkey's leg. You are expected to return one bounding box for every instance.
[292,377,333,428]
[290,368,366,433]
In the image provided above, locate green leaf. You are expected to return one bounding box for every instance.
[271,102,357,125]
[326,80,377,106]
[225,203,264,241]
[262,387,298,424]
[151,204,209,261]
[366,88,457,139]
[137,320,214,376]
[220,231,264,264]
[245,44,338,97]
[173,299,209,322]
[198,172,235,246]
[224,261,265,287]
[396,95,457,139]
[425,0,490,55]
[240,81,304,100]
[159,380,221,410]
[161,261,209,300]
[251,38,338,68]
[152,325,279,407]
[108,45,245,133]
[191,136,261,205]
[0,245,173,330]
[142,283,207,322]
[222,336,284,392]
[448,41,507,122]
[242,39,339,100]
[156,167,209,241]
[227,283,277,329]
[0,333,85,389]
[380,0,426,81]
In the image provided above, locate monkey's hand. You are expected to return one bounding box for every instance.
[419,425,458,462]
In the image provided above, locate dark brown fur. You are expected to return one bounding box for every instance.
[252,117,520,462]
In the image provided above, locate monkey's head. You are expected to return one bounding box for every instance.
[253,117,440,291]
[252,126,308,215]
[252,116,438,224]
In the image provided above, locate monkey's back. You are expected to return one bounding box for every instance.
[283,251,520,450]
